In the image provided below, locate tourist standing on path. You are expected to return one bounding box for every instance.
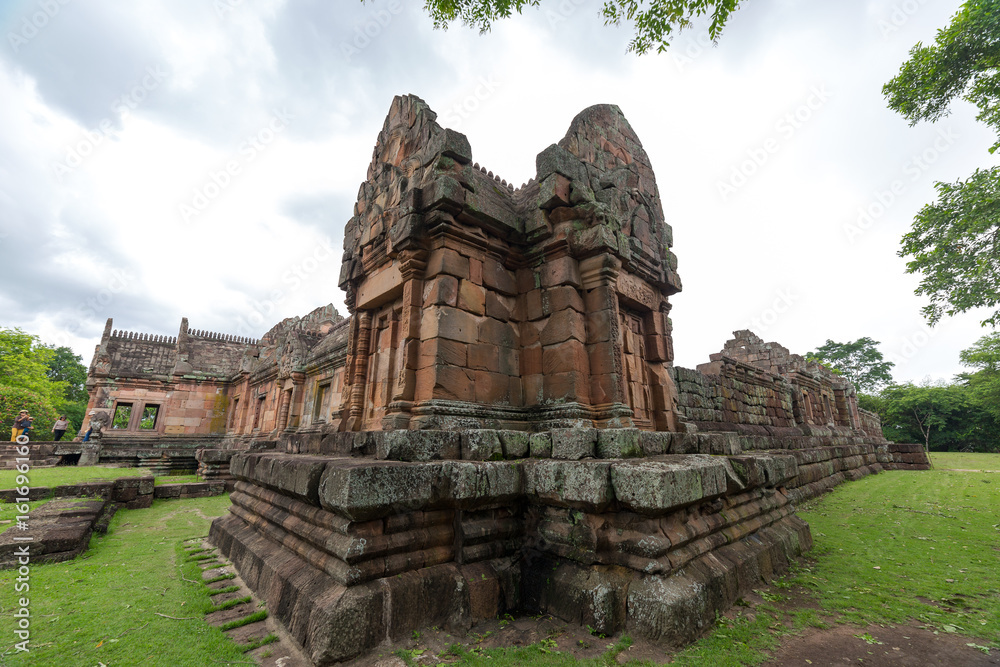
[52,415,69,441]
[10,410,31,441]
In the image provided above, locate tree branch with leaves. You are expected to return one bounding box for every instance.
[420,0,743,53]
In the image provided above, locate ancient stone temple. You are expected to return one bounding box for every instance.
[83,95,928,665]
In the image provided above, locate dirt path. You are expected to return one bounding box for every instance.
[762,623,999,666]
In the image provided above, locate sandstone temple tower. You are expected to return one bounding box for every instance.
[334,95,682,434]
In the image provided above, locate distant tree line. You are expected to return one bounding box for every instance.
[810,335,1000,453]
[0,327,89,440]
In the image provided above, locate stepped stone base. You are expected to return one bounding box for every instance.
[208,428,928,665]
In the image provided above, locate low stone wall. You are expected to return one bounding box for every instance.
[96,448,199,474]
[0,476,155,508]
[153,481,230,499]
[671,364,795,429]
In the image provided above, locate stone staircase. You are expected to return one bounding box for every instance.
[0,442,64,469]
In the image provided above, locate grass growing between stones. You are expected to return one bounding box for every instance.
[0,495,246,666]
[0,466,202,489]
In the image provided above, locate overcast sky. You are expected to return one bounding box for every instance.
[2,0,995,384]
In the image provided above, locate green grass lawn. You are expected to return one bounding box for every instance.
[0,466,201,489]
[793,466,1000,640]
[930,451,1000,471]
[0,496,245,666]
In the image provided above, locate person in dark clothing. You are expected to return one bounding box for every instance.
[52,415,69,441]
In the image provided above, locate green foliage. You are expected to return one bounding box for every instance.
[0,328,89,436]
[883,1,1000,327]
[0,328,67,406]
[807,337,895,393]
[881,382,970,451]
[898,168,1000,327]
[960,330,1000,372]
[112,404,132,429]
[856,392,887,421]
[0,384,59,439]
[883,0,1000,150]
[869,333,1000,452]
[959,331,1000,428]
[44,345,88,403]
[420,0,743,54]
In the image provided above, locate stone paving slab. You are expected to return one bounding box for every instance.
[0,498,108,567]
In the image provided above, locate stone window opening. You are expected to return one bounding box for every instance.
[313,382,331,422]
[253,394,265,430]
[139,404,159,430]
[112,403,133,429]
[229,398,240,430]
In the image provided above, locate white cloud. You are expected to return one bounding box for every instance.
[0,0,993,386]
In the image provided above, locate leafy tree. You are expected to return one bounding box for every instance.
[0,328,67,406]
[959,330,1000,372]
[883,0,1000,327]
[43,345,89,404]
[0,385,59,440]
[881,382,975,452]
[856,392,887,423]
[959,330,1000,426]
[806,337,895,394]
[420,0,742,54]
